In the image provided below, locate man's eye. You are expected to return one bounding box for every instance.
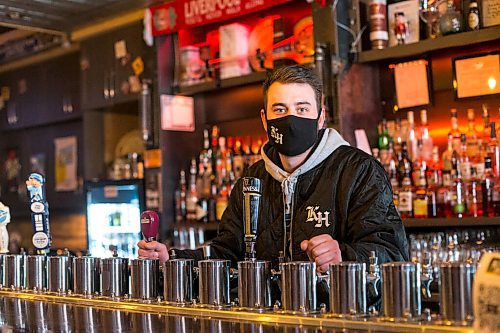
[273,108,286,113]
[298,107,309,113]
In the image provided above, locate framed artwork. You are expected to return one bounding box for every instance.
[388,0,420,47]
[482,0,500,27]
[392,59,432,110]
[4,148,21,193]
[453,52,500,100]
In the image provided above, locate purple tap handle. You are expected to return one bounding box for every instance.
[141,210,159,242]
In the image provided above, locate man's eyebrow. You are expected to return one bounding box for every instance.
[271,103,288,108]
[295,101,312,106]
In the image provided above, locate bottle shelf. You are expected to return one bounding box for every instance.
[357,25,500,63]
[177,71,267,95]
[403,216,500,229]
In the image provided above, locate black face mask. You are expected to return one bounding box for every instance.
[266,115,319,156]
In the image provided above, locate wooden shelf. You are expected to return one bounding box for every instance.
[177,71,267,95]
[403,217,500,229]
[357,26,500,63]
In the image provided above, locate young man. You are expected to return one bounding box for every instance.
[138,65,408,281]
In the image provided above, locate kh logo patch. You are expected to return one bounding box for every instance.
[270,126,283,145]
[305,206,331,228]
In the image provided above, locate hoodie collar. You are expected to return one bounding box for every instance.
[261,128,349,183]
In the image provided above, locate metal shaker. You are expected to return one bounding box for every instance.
[280,261,317,314]
[4,254,26,290]
[130,258,159,301]
[381,262,422,321]
[237,260,272,310]
[329,262,367,316]
[101,257,129,298]
[26,255,47,291]
[439,262,476,325]
[47,255,73,294]
[73,257,101,296]
[163,258,194,305]
[198,259,231,307]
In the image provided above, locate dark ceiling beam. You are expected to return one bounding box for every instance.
[0,16,68,35]
[0,0,73,19]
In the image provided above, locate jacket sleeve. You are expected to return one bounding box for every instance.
[339,158,409,265]
[172,179,245,266]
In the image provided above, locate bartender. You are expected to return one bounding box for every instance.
[138,65,408,301]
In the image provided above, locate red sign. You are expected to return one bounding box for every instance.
[150,0,294,36]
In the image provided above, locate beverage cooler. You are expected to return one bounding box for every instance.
[85,179,144,259]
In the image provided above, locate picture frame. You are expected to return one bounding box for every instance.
[452,51,500,100]
[391,58,432,110]
[482,0,500,28]
[388,0,420,47]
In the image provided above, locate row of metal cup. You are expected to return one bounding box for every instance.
[0,254,476,324]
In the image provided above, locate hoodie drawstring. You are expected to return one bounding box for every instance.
[281,177,297,260]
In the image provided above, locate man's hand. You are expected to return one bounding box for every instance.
[300,234,342,272]
[137,240,169,263]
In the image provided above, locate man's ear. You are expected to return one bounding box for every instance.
[318,107,326,129]
[260,108,268,132]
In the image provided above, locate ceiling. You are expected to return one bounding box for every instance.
[0,0,149,35]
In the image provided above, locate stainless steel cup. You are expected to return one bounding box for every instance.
[329,262,367,316]
[198,259,231,306]
[280,261,317,313]
[237,260,272,310]
[4,254,26,290]
[163,259,194,304]
[101,257,129,298]
[47,256,73,293]
[439,262,476,324]
[130,258,159,300]
[381,262,422,321]
[26,255,47,291]
[73,257,101,296]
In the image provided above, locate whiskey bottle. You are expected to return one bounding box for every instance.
[481,157,495,217]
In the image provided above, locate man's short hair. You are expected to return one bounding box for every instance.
[262,65,323,113]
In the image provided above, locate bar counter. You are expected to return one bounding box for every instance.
[0,290,473,333]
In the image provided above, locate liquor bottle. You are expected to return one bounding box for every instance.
[398,142,413,186]
[393,118,403,155]
[379,118,391,151]
[407,111,419,161]
[211,125,220,179]
[216,136,227,186]
[487,122,500,177]
[467,0,480,31]
[459,133,472,181]
[493,176,500,216]
[186,158,199,222]
[215,183,229,222]
[233,137,245,178]
[466,167,482,217]
[388,159,400,207]
[398,172,413,218]
[427,168,447,218]
[466,108,479,157]
[419,109,433,162]
[369,0,388,49]
[473,140,486,180]
[413,168,429,218]
[450,159,466,218]
[412,139,426,185]
[482,104,491,144]
[176,169,187,222]
[449,109,462,153]
[481,157,495,217]
[442,133,454,185]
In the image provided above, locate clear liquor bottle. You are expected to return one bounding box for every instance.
[459,133,472,181]
[407,111,419,161]
[413,168,429,218]
[419,109,433,162]
[466,167,482,217]
[487,122,500,177]
[481,157,495,217]
[450,159,466,218]
[449,109,462,153]
[466,108,479,158]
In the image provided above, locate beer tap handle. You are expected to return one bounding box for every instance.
[367,251,380,297]
[242,177,262,260]
[141,210,159,242]
[421,252,433,300]
[169,249,177,260]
